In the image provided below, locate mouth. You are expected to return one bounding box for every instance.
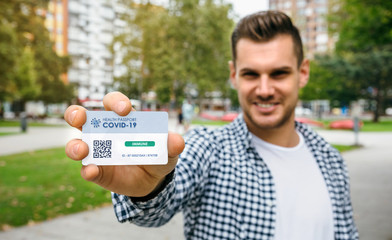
[254,102,278,113]
[255,103,275,108]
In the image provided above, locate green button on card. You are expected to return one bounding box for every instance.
[125,141,155,147]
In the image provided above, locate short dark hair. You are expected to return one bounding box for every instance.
[231,11,304,68]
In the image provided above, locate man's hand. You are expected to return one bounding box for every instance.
[64,92,185,197]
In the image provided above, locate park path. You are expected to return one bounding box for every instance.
[0,126,81,156]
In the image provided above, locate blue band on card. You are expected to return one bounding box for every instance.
[82,111,168,134]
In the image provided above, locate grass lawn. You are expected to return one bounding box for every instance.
[0,120,64,128]
[333,144,361,152]
[0,148,111,230]
[361,120,392,132]
[0,132,20,137]
[192,119,230,126]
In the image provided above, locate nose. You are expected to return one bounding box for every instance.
[255,75,274,99]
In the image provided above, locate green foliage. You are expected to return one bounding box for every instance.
[0,0,73,106]
[13,47,40,101]
[303,0,392,121]
[301,55,361,107]
[0,22,20,101]
[331,0,392,121]
[329,0,392,53]
[0,148,111,228]
[349,48,392,120]
[113,0,234,105]
[228,87,239,109]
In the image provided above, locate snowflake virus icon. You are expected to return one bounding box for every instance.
[91,118,101,128]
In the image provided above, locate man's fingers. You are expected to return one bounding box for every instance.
[168,132,185,158]
[65,139,89,160]
[102,91,133,116]
[80,164,101,182]
[64,105,87,131]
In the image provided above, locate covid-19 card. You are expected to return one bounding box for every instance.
[82,111,168,165]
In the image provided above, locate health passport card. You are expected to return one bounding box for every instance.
[82,111,168,165]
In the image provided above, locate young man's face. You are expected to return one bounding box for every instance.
[229,35,309,134]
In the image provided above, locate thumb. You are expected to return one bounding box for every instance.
[168,132,185,158]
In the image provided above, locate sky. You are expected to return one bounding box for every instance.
[151,0,270,19]
[228,0,269,18]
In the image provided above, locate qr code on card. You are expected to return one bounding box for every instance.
[93,140,112,158]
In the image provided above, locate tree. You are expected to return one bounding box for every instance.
[0,0,73,113]
[301,54,361,108]
[112,0,234,107]
[327,0,392,121]
[13,47,40,102]
[0,22,20,102]
[329,0,392,53]
[349,49,392,121]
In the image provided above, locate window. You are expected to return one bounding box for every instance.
[297,0,306,8]
[284,1,292,8]
[56,42,63,50]
[316,7,327,14]
[316,33,328,44]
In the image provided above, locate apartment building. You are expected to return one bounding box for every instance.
[67,0,115,104]
[44,0,116,106]
[44,0,68,57]
[43,0,69,85]
[269,0,334,58]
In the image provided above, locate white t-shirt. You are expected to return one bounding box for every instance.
[251,132,334,240]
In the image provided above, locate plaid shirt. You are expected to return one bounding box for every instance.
[112,115,359,240]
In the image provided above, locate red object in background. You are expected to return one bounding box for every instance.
[221,113,239,122]
[295,117,324,128]
[329,119,363,129]
[200,112,221,121]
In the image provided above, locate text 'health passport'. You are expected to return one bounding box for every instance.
[82,111,168,165]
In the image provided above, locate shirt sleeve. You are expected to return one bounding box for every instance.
[341,155,360,239]
[111,127,214,227]
[329,146,359,240]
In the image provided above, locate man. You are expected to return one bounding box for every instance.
[64,11,358,239]
[182,99,194,132]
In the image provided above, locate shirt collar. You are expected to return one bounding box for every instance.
[230,113,253,150]
[230,114,316,150]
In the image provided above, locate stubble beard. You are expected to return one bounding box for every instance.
[243,97,297,132]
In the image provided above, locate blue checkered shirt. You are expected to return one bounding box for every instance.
[112,115,359,239]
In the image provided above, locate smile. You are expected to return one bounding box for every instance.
[256,103,275,108]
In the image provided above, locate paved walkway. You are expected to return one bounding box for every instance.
[0,126,81,156]
[0,122,391,240]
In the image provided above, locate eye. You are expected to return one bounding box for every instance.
[270,70,290,79]
[241,71,259,79]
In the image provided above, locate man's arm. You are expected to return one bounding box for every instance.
[112,126,214,227]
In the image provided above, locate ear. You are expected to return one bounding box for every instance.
[228,60,237,89]
[299,59,310,88]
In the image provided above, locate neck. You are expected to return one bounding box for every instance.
[247,120,299,148]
